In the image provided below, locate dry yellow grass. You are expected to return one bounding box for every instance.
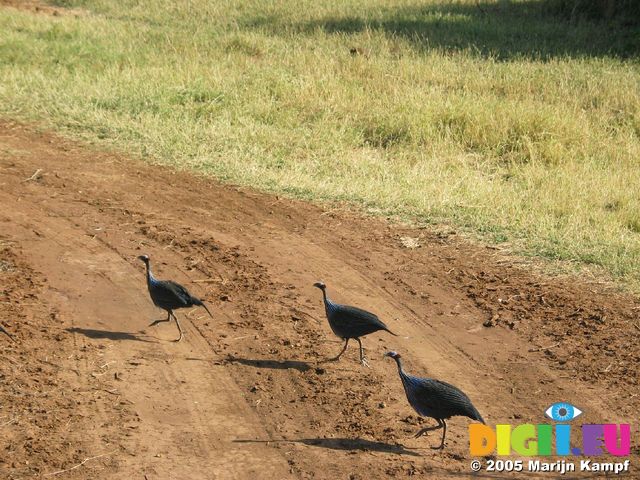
[1,0,639,287]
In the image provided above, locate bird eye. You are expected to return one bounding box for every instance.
[545,402,582,422]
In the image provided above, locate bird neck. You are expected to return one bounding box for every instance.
[394,358,418,406]
[321,289,335,315]
[320,288,328,303]
[144,262,155,284]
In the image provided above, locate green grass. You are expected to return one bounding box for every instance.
[1,0,640,287]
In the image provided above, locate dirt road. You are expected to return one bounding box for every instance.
[0,120,638,479]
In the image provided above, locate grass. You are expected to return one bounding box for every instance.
[0,0,639,288]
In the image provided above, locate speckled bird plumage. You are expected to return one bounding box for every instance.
[386,351,484,449]
[139,255,212,341]
[146,270,205,312]
[323,296,393,339]
[314,281,395,366]
[398,369,484,423]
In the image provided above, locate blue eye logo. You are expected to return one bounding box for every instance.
[545,402,583,422]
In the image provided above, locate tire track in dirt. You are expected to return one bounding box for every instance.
[1,197,294,478]
[1,120,639,478]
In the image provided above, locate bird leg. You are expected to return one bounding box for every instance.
[356,337,369,368]
[329,338,349,361]
[172,312,184,342]
[0,324,14,341]
[414,418,444,439]
[149,311,171,327]
[432,420,447,450]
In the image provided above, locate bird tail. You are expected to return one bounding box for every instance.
[385,327,398,336]
[0,324,14,341]
[194,298,213,318]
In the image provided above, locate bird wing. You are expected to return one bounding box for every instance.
[164,280,195,304]
[151,280,193,307]
[330,303,393,337]
[404,376,484,422]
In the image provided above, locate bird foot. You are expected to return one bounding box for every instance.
[148,319,170,328]
[431,444,445,450]
[360,357,370,368]
[413,426,439,438]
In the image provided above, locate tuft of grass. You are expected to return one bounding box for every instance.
[0,0,639,289]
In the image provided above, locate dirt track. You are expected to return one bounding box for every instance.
[0,120,639,479]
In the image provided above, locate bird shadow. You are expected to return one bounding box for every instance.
[235,437,421,456]
[66,327,156,343]
[225,355,312,372]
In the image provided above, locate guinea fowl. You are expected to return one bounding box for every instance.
[313,281,395,367]
[384,351,484,449]
[138,255,212,342]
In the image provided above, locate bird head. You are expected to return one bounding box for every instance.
[384,351,401,360]
[137,254,150,264]
[313,281,326,290]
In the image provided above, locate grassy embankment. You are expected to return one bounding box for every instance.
[0,1,639,287]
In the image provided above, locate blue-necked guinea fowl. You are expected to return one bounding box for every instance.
[384,351,484,449]
[313,281,396,367]
[138,255,212,342]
